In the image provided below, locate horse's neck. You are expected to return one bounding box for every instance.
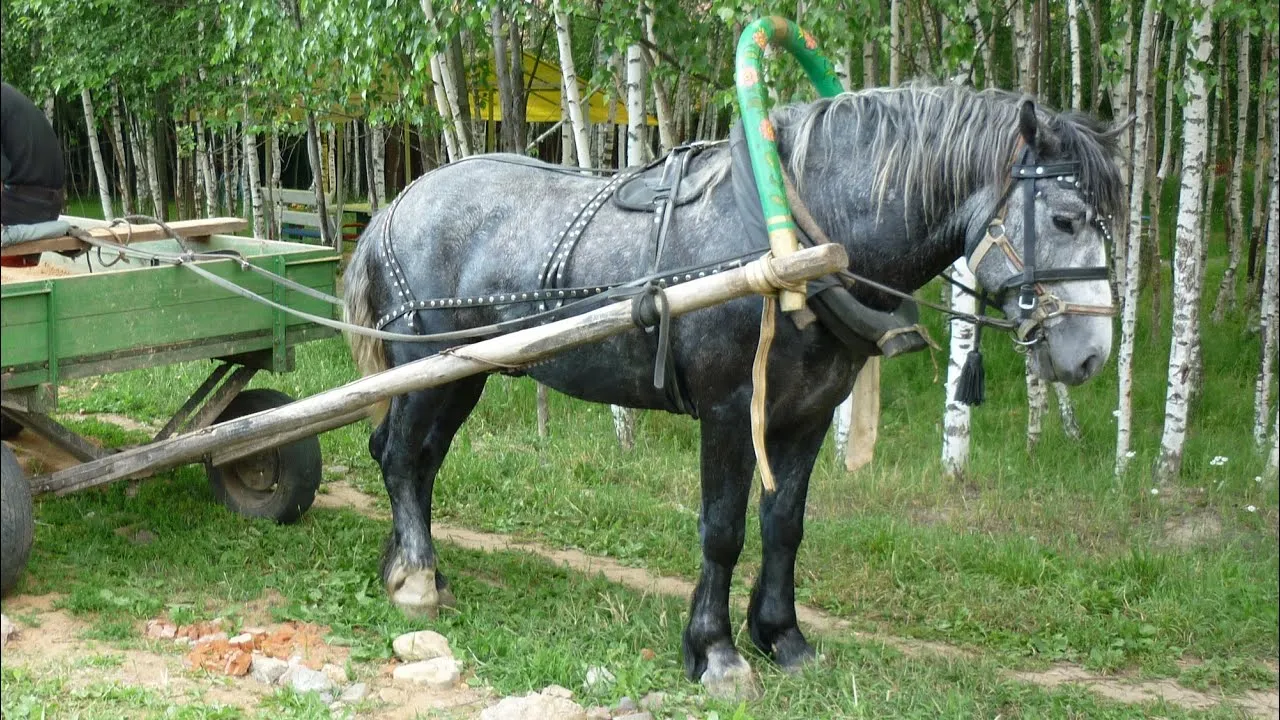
[791,160,989,296]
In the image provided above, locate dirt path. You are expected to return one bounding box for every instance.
[316,482,1279,718]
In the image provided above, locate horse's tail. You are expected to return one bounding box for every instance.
[343,232,390,424]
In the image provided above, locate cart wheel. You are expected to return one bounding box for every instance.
[205,389,321,525]
[0,414,22,440]
[1,443,34,597]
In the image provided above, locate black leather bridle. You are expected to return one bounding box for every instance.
[965,109,1116,347]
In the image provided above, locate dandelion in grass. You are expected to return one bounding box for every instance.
[1245,505,1257,513]
[1150,488,1160,496]
[1256,476,1264,483]
[1209,456,1229,467]
[1125,450,1137,459]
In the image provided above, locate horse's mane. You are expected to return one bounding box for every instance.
[720,82,1124,225]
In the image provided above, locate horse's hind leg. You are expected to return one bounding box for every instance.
[370,377,486,617]
[683,406,759,698]
[747,413,830,671]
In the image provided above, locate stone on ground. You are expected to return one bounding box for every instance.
[480,691,589,720]
[339,682,368,703]
[392,630,452,661]
[0,614,14,649]
[392,657,461,689]
[282,664,333,695]
[584,665,615,688]
[250,654,289,685]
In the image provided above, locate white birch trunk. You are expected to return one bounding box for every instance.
[1026,361,1047,452]
[1116,0,1158,474]
[641,3,677,152]
[890,0,902,86]
[1067,0,1083,109]
[1269,410,1279,475]
[1014,0,1030,92]
[863,36,877,88]
[80,88,114,220]
[420,0,470,159]
[1254,100,1279,448]
[144,121,164,220]
[1156,2,1214,483]
[107,85,132,217]
[626,44,647,166]
[243,104,266,238]
[43,95,55,125]
[1252,39,1272,246]
[942,261,977,476]
[371,124,387,207]
[429,54,461,162]
[1053,383,1082,440]
[554,1,593,168]
[1211,27,1251,322]
[195,120,216,218]
[834,50,852,93]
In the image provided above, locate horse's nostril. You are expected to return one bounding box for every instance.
[1080,352,1103,379]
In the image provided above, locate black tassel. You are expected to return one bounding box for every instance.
[955,349,986,406]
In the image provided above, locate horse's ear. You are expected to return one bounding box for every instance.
[1102,114,1136,142]
[1018,100,1038,146]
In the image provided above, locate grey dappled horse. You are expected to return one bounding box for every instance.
[343,84,1124,695]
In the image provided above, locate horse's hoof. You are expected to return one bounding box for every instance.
[700,647,760,700]
[773,630,818,673]
[387,566,440,619]
[436,583,457,610]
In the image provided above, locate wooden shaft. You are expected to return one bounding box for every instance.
[1,217,248,256]
[34,244,848,497]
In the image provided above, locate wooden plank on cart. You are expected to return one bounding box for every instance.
[1,217,249,256]
[30,243,848,496]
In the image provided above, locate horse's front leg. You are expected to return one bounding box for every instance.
[747,411,833,671]
[371,379,485,618]
[683,406,758,698]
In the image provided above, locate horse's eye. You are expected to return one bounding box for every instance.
[1052,214,1077,234]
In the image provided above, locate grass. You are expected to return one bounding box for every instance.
[0,470,1261,719]
[3,189,1276,716]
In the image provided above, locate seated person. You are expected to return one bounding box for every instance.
[2,81,67,267]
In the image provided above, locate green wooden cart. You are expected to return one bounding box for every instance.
[0,221,341,595]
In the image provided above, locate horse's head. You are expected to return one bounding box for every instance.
[966,100,1125,385]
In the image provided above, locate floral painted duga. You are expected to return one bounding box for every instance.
[734,16,843,268]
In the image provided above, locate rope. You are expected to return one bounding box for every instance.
[751,294,778,493]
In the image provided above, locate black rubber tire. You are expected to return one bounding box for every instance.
[1,442,34,597]
[204,389,321,525]
[0,413,22,440]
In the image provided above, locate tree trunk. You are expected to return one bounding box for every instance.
[1255,90,1279,448]
[626,43,647,166]
[863,0,879,89]
[1026,362,1047,452]
[195,119,216,218]
[108,84,134,216]
[942,261,977,476]
[1115,0,1158,474]
[1249,38,1272,286]
[1212,26,1251,322]
[81,88,113,220]
[491,8,527,154]
[554,0,593,166]
[421,0,471,159]
[1156,1,1213,483]
[890,0,902,85]
[370,124,387,208]
[842,357,880,472]
[1067,0,1083,109]
[640,3,677,153]
[144,121,164,220]
[303,113,335,247]
[1053,383,1082,440]
[1083,0,1104,109]
[269,130,282,237]
[243,102,266,239]
[222,128,234,218]
[1270,410,1279,475]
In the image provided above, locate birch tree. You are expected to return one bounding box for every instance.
[243,99,266,239]
[942,261,977,476]
[1067,0,1083,109]
[1156,0,1214,483]
[81,88,113,219]
[108,84,134,216]
[553,0,592,167]
[890,0,902,85]
[421,0,470,161]
[1116,0,1159,475]
[1255,96,1279,448]
[1212,23,1252,322]
[626,43,647,165]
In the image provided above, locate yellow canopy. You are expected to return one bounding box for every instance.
[192,52,654,126]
